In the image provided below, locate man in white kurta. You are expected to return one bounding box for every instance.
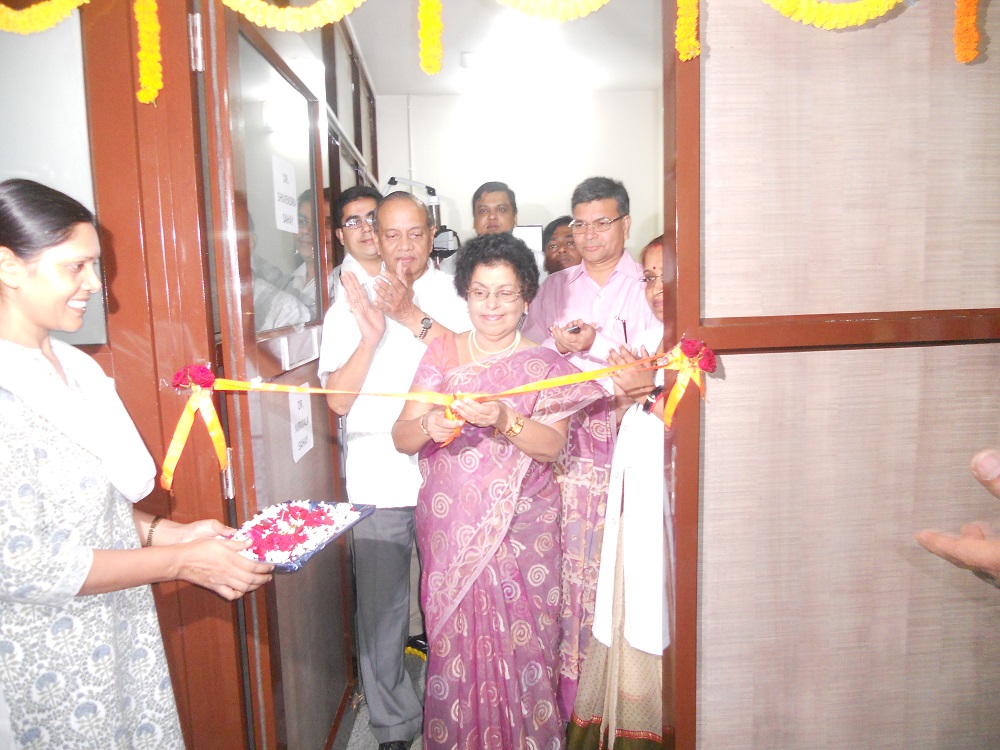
[317,192,469,750]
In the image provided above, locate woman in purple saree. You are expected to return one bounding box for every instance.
[393,234,613,750]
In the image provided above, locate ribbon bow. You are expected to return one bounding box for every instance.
[160,366,229,491]
[659,337,717,428]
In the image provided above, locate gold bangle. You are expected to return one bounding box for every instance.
[419,412,431,436]
[145,515,163,548]
[503,413,525,439]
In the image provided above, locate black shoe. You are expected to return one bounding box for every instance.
[405,632,428,657]
[378,742,410,750]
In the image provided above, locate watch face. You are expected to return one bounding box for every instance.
[421,316,432,328]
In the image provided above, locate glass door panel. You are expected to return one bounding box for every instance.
[236,34,323,330]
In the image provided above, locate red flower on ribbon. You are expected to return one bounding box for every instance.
[698,348,717,373]
[171,364,216,389]
[680,338,704,357]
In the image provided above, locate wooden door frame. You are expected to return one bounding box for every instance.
[661,2,1000,747]
[80,1,252,747]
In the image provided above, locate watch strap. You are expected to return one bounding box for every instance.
[642,385,666,414]
[417,314,432,340]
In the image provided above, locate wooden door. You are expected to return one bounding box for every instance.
[197,7,356,749]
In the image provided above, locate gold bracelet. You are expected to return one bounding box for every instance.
[503,413,525,439]
[419,412,431,436]
[145,515,163,548]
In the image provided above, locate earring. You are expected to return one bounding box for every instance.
[517,312,527,331]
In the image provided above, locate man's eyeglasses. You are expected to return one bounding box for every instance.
[641,274,665,287]
[341,215,375,230]
[568,215,627,234]
[467,288,522,304]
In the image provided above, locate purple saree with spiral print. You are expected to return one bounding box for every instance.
[412,335,613,750]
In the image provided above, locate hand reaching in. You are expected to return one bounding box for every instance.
[915,449,1000,584]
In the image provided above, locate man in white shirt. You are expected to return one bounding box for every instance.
[317,192,469,750]
[522,176,657,383]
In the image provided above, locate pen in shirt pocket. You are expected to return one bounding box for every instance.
[616,316,628,343]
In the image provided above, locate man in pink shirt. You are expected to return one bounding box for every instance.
[522,177,657,382]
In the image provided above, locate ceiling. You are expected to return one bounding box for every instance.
[344,0,663,97]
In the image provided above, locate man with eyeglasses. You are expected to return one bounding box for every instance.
[330,184,382,302]
[522,176,656,383]
[317,191,469,750]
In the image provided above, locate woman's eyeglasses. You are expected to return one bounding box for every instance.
[467,288,522,304]
[567,215,627,234]
[641,274,665,287]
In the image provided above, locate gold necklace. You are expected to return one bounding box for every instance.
[468,329,521,365]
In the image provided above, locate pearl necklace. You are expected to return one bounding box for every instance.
[468,330,521,365]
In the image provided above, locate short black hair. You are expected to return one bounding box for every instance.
[333,184,382,227]
[571,176,629,217]
[453,232,540,303]
[471,181,517,215]
[542,215,572,248]
[0,178,94,262]
[374,191,434,231]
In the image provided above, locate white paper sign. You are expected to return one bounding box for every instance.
[273,155,298,234]
[289,384,313,463]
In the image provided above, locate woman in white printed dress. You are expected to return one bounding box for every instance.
[0,179,273,748]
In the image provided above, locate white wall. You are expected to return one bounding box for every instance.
[0,11,105,345]
[375,90,663,256]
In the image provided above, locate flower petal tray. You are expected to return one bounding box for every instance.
[233,500,375,573]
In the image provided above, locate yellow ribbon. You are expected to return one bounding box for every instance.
[160,385,230,490]
[160,350,705,490]
[658,344,707,429]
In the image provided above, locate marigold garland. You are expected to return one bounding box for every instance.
[496,0,610,20]
[762,0,904,30]
[418,0,443,75]
[221,0,368,32]
[134,0,162,104]
[0,0,87,34]
[954,0,980,63]
[675,0,700,61]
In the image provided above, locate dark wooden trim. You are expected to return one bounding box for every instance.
[667,0,703,743]
[202,7,282,747]
[696,309,1000,352]
[322,22,346,266]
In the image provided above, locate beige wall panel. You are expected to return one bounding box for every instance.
[701,0,1000,317]
[698,344,1000,748]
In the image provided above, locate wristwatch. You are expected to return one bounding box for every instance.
[417,314,433,340]
[642,385,665,414]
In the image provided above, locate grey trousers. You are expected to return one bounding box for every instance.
[352,507,423,744]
